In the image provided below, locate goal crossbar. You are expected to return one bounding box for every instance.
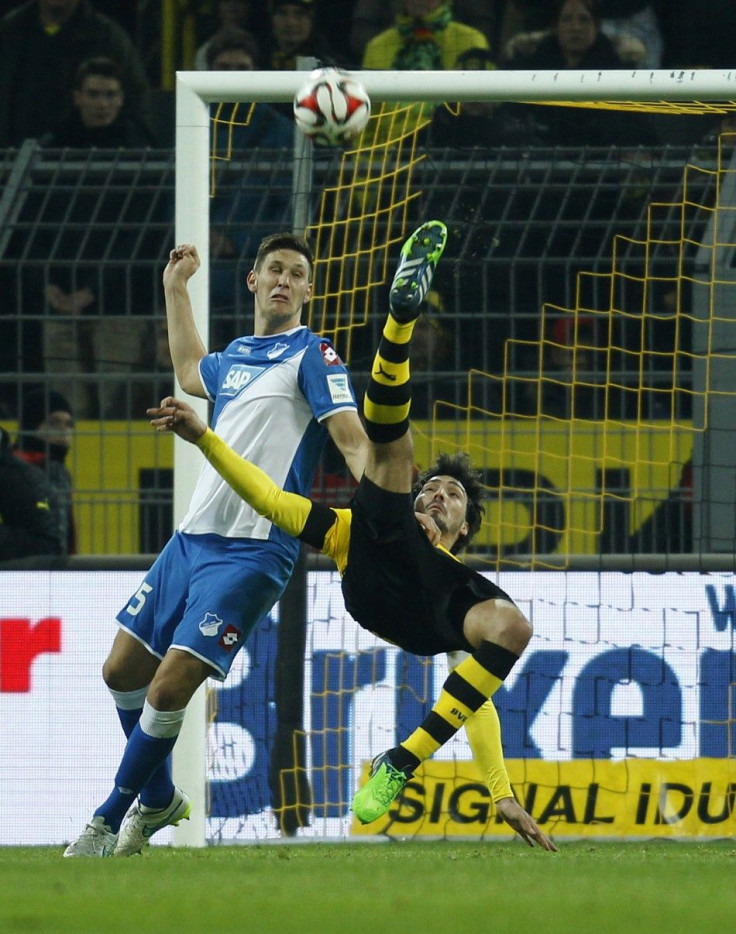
[177,68,736,104]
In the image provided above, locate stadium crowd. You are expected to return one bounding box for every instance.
[1,0,733,153]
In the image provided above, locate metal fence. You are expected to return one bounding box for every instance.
[0,140,724,555]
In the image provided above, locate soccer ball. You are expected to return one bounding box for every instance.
[293,68,371,147]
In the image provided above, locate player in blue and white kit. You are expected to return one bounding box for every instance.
[64,233,368,857]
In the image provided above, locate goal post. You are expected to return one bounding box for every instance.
[171,68,736,846]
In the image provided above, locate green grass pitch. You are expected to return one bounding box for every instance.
[1,841,734,933]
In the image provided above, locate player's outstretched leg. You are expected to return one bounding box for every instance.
[364,220,448,450]
[389,220,447,323]
[351,752,413,825]
[114,786,192,857]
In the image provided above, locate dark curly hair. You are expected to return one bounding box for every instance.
[413,451,486,554]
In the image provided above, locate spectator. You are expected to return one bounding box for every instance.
[36,49,168,419]
[543,316,603,418]
[0,0,151,147]
[206,23,262,72]
[13,389,77,556]
[501,0,658,66]
[0,426,63,562]
[427,46,527,149]
[510,316,608,419]
[108,318,176,426]
[505,0,623,68]
[494,1,554,60]
[503,0,656,147]
[206,27,293,316]
[262,0,349,72]
[360,0,492,149]
[362,0,490,71]
[195,0,259,70]
[40,265,157,420]
[40,56,155,148]
[351,0,494,61]
[598,1,662,68]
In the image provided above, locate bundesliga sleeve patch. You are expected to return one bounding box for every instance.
[320,342,343,366]
[326,373,353,405]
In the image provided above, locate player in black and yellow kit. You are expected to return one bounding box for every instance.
[150,221,556,851]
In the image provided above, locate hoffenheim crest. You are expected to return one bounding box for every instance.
[198,612,223,637]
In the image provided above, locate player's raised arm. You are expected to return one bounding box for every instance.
[162,245,208,398]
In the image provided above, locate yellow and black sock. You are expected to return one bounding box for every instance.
[363,313,415,444]
[388,641,519,773]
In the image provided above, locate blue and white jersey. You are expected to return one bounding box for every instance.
[179,325,357,545]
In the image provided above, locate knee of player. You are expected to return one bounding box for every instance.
[510,608,533,649]
[102,655,134,692]
[502,605,533,654]
[497,599,532,636]
[146,654,208,711]
[146,677,190,712]
[469,598,532,654]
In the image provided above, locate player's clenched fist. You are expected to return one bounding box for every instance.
[163,244,200,286]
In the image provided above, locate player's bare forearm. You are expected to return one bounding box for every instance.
[325,410,368,483]
[495,797,558,852]
[163,245,208,397]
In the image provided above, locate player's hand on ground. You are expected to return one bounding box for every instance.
[148,397,207,443]
[495,796,558,851]
[415,511,441,545]
[163,244,201,287]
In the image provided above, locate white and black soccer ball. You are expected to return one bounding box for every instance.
[293,68,371,147]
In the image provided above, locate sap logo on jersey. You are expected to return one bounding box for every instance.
[221,364,259,395]
[327,373,353,405]
[199,612,223,636]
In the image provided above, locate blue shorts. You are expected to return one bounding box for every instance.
[116,531,293,679]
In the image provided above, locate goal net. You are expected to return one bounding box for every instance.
[172,69,736,845]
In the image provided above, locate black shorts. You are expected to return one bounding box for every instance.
[341,476,514,656]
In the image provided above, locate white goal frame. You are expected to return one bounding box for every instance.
[171,67,736,847]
